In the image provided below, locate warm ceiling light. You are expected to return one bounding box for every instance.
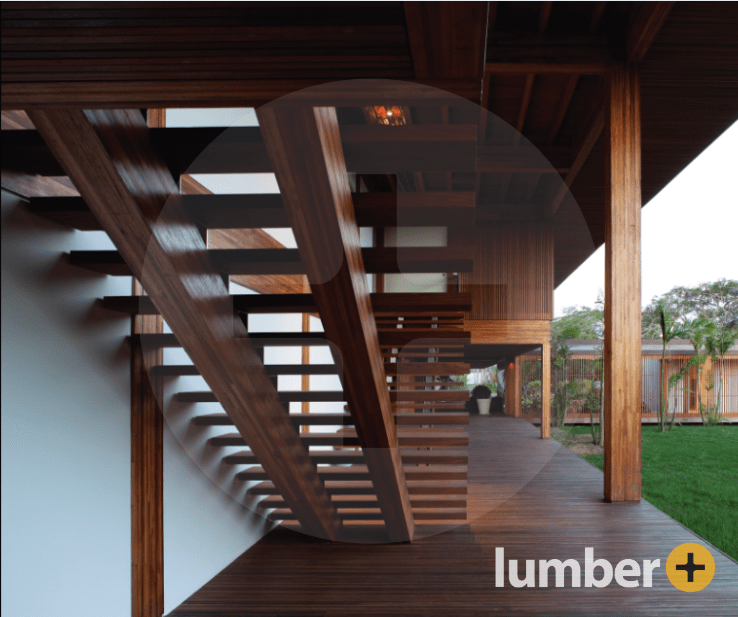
[372,105,406,126]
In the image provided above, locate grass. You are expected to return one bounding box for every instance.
[557,424,738,560]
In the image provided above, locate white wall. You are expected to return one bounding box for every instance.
[1,189,270,616]
[1,189,132,616]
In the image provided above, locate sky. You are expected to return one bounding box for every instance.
[554,120,738,316]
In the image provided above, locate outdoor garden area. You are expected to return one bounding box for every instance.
[547,280,738,561]
[553,424,738,561]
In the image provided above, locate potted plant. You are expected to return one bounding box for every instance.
[472,385,493,415]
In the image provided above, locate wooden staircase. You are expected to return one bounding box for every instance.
[15,106,476,540]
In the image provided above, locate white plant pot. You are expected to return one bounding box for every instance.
[477,399,491,415]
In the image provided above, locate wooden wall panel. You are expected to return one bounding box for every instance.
[457,222,553,320]
[464,320,550,345]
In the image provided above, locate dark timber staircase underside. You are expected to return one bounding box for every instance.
[17,106,476,538]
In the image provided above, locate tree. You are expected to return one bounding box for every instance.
[643,299,689,432]
[551,296,605,439]
[677,317,712,424]
[705,320,738,423]
[552,305,605,341]
[643,279,738,337]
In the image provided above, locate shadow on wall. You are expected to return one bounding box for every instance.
[1,191,273,615]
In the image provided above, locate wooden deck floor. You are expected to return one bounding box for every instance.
[170,414,738,616]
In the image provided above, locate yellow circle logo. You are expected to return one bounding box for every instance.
[666,543,715,592]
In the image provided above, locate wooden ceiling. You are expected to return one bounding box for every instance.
[3,2,736,286]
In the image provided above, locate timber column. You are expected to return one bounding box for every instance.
[604,64,642,502]
[541,341,551,438]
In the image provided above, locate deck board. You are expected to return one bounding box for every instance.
[169,415,738,616]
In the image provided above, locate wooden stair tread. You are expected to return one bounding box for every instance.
[107,292,470,315]
[267,509,467,522]
[195,412,353,427]
[196,411,467,426]
[259,495,466,508]
[393,412,469,425]
[223,449,469,465]
[212,431,468,448]
[152,363,339,376]
[28,192,475,231]
[238,465,467,482]
[180,390,344,403]
[251,480,467,496]
[390,390,470,402]
[72,247,473,276]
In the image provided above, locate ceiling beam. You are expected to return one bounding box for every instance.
[68,246,474,277]
[546,1,674,218]
[626,2,675,63]
[404,1,490,101]
[27,108,342,540]
[102,292,472,316]
[28,190,477,230]
[1,79,482,110]
[545,104,604,218]
[486,35,611,74]
[6,127,572,177]
[257,104,415,543]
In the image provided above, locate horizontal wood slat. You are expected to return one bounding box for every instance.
[196,412,353,427]
[5,127,577,177]
[384,362,470,376]
[267,509,467,522]
[196,411,467,427]
[464,319,551,344]
[390,390,470,403]
[259,496,467,510]
[1,79,484,109]
[150,363,338,377]
[5,125,561,175]
[251,480,467,496]
[212,431,468,448]
[377,329,470,346]
[179,390,344,404]
[28,191,476,230]
[71,247,474,276]
[239,465,467,482]
[105,292,471,315]
[392,412,468,425]
[223,449,469,466]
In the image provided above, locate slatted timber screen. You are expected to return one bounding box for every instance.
[456,222,553,320]
[718,359,738,416]
[521,355,738,423]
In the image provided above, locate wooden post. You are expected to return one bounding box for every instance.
[504,361,514,415]
[541,341,551,438]
[131,109,164,617]
[301,279,310,433]
[604,64,642,502]
[131,283,164,617]
[514,356,523,418]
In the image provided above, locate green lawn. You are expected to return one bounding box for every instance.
[563,425,738,560]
